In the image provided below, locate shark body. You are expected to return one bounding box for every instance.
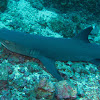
[0,27,100,81]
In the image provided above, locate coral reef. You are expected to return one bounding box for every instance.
[0,0,100,100]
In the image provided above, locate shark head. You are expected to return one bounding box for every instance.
[0,28,14,49]
[0,28,40,50]
[0,28,23,43]
[0,28,25,51]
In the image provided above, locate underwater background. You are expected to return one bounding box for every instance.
[0,0,100,100]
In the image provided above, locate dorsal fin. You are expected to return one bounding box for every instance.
[73,26,93,43]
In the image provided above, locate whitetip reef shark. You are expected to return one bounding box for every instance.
[0,26,100,81]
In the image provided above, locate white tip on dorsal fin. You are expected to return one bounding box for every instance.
[73,26,93,43]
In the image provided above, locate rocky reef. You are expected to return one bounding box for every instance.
[0,0,100,99]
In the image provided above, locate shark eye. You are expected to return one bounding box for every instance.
[5,40,10,44]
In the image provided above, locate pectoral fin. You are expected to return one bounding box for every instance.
[38,56,63,81]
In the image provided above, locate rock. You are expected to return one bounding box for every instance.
[55,80,77,99]
[34,75,55,99]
